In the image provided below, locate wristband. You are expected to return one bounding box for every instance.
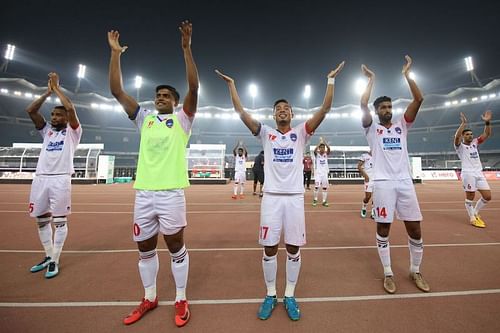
[485,121,490,126]
[327,77,335,85]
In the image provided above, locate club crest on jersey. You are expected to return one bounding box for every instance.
[166,118,174,128]
[290,133,297,142]
[395,127,402,134]
[268,134,277,141]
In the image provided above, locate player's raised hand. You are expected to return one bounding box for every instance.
[460,112,467,124]
[361,64,375,79]
[215,70,234,84]
[481,110,492,122]
[107,30,128,53]
[402,55,413,77]
[179,20,192,49]
[327,61,345,78]
[48,72,60,90]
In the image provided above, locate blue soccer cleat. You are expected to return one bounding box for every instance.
[30,256,52,273]
[45,261,59,279]
[257,295,277,320]
[283,296,301,321]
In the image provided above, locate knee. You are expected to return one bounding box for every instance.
[285,244,299,255]
[482,193,492,201]
[138,237,157,252]
[264,245,279,257]
[376,224,390,238]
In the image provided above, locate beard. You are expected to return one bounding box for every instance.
[378,112,392,124]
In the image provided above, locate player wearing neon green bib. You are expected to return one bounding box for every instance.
[108,21,198,328]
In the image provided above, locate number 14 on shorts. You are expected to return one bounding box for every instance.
[375,207,387,218]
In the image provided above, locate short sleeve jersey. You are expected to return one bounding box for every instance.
[314,152,329,176]
[455,137,484,173]
[257,122,311,194]
[364,116,412,180]
[35,124,82,175]
[359,153,374,178]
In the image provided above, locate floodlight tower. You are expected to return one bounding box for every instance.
[249,83,258,109]
[464,56,482,87]
[1,44,16,72]
[303,84,311,110]
[75,64,86,93]
[135,75,143,101]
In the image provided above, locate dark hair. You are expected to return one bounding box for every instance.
[319,143,326,148]
[238,147,244,151]
[155,85,180,102]
[53,105,67,112]
[462,128,473,134]
[373,96,392,110]
[273,98,291,110]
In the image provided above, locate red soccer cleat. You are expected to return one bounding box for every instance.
[231,195,237,199]
[175,300,191,327]
[123,297,158,325]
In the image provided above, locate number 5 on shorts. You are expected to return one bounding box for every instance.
[260,226,269,240]
[29,203,34,213]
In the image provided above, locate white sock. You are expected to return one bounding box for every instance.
[52,217,68,264]
[239,183,245,195]
[474,198,488,215]
[362,202,368,209]
[465,199,475,219]
[322,190,328,203]
[376,234,393,276]
[233,183,238,195]
[262,252,277,296]
[408,237,423,273]
[36,217,53,258]
[170,245,189,302]
[285,250,301,297]
[313,188,319,201]
[138,249,159,301]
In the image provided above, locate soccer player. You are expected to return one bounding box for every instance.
[454,111,493,228]
[232,141,248,199]
[360,56,430,295]
[357,151,375,218]
[312,137,331,207]
[108,21,198,327]
[253,150,265,197]
[26,72,82,279]
[216,60,344,321]
[302,152,313,190]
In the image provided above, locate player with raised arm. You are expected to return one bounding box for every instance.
[216,60,344,321]
[454,111,493,227]
[108,21,198,327]
[360,56,430,295]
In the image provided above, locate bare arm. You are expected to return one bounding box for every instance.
[357,160,369,181]
[402,55,424,123]
[360,64,374,128]
[478,110,492,142]
[179,21,199,115]
[107,30,139,118]
[25,83,50,130]
[454,112,467,146]
[215,70,260,135]
[306,61,345,132]
[49,73,80,129]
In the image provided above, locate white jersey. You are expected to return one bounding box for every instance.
[234,155,247,172]
[455,138,484,174]
[359,153,374,178]
[257,123,311,194]
[314,152,329,176]
[35,123,82,175]
[364,116,412,180]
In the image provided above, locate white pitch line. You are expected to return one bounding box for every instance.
[1,289,500,307]
[1,242,499,254]
[1,208,499,214]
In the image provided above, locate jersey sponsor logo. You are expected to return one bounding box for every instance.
[395,127,402,134]
[46,140,65,152]
[166,118,174,128]
[290,133,297,142]
[382,137,402,150]
[272,147,294,162]
[470,151,479,159]
[268,134,277,141]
